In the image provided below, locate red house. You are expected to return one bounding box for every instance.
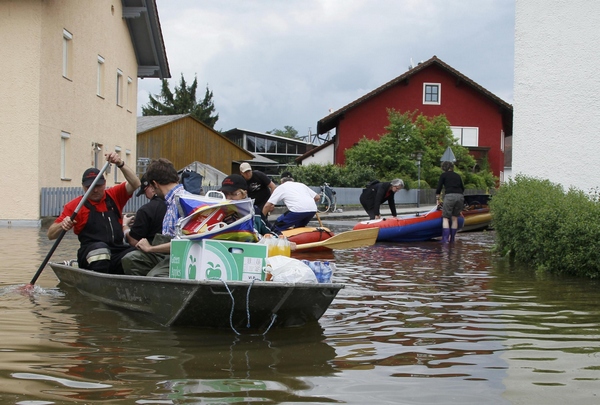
[316,55,513,181]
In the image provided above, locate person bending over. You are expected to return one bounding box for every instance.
[359,178,404,220]
[262,172,320,234]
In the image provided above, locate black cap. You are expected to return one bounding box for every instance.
[136,174,150,197]
[219,174,247,193]
[281,171,293,178]
[82,168,106,187]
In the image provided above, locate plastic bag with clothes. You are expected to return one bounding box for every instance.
[266,256,318,284]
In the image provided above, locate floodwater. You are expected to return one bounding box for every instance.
[0,224,599,404]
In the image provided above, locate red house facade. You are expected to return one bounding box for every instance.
[316,56,513,181]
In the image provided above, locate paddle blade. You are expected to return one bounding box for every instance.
[295,228,379,251]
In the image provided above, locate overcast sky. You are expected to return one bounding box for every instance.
[137,0,515,141]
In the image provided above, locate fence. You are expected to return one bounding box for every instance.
[41,186,488,217]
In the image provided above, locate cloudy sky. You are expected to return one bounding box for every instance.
[137,0,515,141]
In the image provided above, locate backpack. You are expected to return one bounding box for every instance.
[180,170,203,195]
[362,180,380,196]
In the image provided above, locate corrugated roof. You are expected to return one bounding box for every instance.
[136,114,189,133]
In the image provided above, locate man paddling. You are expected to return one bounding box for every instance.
[47,152,140,274]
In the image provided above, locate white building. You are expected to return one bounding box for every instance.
[0,0,169,225]
[513,0,600,193]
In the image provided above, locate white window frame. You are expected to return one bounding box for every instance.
[62,29,73,79]
[126,77,133,112]
[60,131,70,180]
[423,83,441,105]
[114,146,122,183]
[450,126,479,147]
[116,69,124,107]
[500,129,505,152]
[97,55,105,97]
[93,143,103,168]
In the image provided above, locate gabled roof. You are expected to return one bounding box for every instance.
[137,114,189,133]
[295,138,335,163]
[122,0,170,79]
[317,55,513,135]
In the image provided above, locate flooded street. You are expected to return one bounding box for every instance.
[1,225,599,404]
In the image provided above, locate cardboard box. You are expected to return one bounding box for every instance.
[169,239,267,281]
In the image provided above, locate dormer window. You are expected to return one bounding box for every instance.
[423,83,441,105]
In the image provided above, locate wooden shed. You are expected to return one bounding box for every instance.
[136,114,254,174]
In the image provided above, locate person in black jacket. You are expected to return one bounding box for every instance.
[360,178,404,220]
[435,161,465,243]
[123,174,167,246]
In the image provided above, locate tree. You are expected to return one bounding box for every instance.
[142,74,219,128]
[266,126,299,139]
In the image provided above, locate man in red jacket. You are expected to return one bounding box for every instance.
[47,152,141,274]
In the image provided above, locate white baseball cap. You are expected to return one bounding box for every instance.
[240,162,252,173]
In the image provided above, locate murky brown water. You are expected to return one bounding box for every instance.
[1,225,599,404]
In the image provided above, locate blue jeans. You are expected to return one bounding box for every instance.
[272,211,316,233]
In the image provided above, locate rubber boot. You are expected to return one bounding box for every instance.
[450,229,457,242]
[441,228,450,243]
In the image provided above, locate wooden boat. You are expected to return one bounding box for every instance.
[352,209,464,242]
[461,194,492,232]
[48,262,343,330]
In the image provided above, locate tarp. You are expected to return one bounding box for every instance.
[175,194,257,242]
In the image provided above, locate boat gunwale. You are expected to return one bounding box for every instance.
[48,261,345,290]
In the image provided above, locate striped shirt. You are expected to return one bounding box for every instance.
[162,184,188,236]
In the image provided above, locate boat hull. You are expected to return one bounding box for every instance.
[353,209,464,242]
[49,262,343,330]
[282,227,334,252]
[461,208,492,232]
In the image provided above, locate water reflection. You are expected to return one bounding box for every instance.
[1,227,600,404]
[2,275,337,403]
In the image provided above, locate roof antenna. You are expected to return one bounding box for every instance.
[409,58,414,70]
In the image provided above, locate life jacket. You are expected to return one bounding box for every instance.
[79,194,125,247]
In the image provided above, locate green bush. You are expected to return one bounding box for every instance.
[490,175,600,278]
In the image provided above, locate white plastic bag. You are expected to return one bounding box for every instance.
[266,256,318,284]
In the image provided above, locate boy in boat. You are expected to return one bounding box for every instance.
[122,173,167,247]
[47,152,141,274]
[122,158,190,277]
[219,174,277,238]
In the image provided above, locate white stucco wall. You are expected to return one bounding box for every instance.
[300,144,335,165]
[0,0,139,223]
[513,0,600,193]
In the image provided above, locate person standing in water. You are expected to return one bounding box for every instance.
[435,161,464,243]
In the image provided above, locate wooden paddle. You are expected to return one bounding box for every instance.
[316,212,324,227]
[295,227,379,251]
[27,160,111,287]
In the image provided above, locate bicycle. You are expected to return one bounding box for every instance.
[316,183,337,213]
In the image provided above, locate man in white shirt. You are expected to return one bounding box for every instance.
[262,172,320,233]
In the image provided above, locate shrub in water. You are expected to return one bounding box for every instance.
[490,175,600,278]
